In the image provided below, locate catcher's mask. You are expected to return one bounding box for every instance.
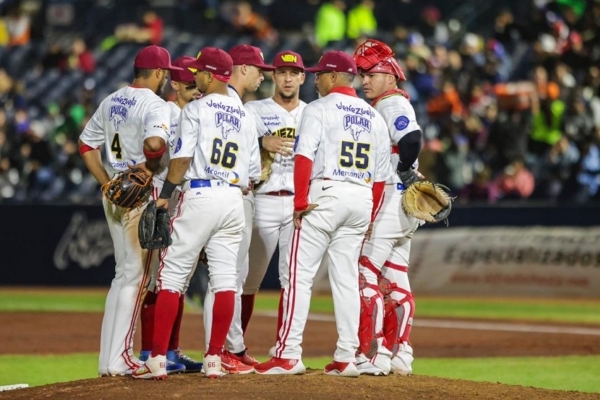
[353,39,406,81]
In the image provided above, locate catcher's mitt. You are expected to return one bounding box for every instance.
[138,200,172,250]
[401,181,453,224]
[102,168,153,209]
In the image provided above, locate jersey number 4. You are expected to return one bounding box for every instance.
[111,133,122,160]
[210,138,238,168]
[340,141,370,169]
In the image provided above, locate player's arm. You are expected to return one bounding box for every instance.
[79,108,110,186]
[246,105,294,156]
[248,113,262,184]
[142,102,170,173]
[293,104,322,219]
[158,104,197,203]
[384,101,422,186]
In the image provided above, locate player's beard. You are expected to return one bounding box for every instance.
[277,89,297,100]
[156,76,168,96]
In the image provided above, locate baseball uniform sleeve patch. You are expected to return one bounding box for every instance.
[394,116,410,131]
[174,138,182,153]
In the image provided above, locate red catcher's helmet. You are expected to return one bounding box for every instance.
[353,39,406,81]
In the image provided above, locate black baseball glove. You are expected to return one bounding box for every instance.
[138,200,172,250]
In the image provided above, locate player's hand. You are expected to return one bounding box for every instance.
[293,204,318,229]
[365,222,374,241]
[156,198,169,209]
[242,180,255,195]
[263,136,294,156]
[414,170,425,180]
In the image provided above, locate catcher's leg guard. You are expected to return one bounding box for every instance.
[380,278,415,356]
[358,272,385,359]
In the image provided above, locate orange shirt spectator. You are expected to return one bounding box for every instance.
[427,80,463,120]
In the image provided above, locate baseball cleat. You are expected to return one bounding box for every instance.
[140,350,186,374]
[324,361,360,377]
[390,343,414,376]
[255,357,306,375]
[132,355,168,380]
[203,354,226,378]
[356,352,391,376]
[167,348,202,373]
[225,349,260,367]
[220,351,255,374]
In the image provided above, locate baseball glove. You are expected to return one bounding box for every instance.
[401,181,453,224]
[260,148,276,182]
[138,200,172,250]
[102,168,153,209]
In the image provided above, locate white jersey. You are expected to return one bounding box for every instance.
[245,97,307,194]
[373,93,421,185]
[155,101,182,182]
[80,86,170,174]
[227,85,261,182]
[295,92,391,187]
[172,93,261,190]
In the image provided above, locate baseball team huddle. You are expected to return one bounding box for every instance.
[78,37,444,380]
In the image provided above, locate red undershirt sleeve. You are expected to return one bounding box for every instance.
[294,155,313,212]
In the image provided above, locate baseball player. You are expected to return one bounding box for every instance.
[78,45,182,376]
[138,56,202,374]
[202,44,276,371]
[352,39,422,376]
[255,51,391,377]
[242,50,307,348]
[133,47,261,380]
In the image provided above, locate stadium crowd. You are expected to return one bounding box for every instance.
[0,0,599,204]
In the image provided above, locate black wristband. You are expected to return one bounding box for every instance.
[159,179,177,199]
[258,136,264,149]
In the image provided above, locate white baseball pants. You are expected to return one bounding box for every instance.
[275,180,372,362]
[99,198,151,376]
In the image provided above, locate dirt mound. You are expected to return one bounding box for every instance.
[1,373,598,400]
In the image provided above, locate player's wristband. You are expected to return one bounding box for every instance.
[258,136,264,150]
[159,179,177,199]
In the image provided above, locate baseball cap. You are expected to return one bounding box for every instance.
[228,44,275,71]
[272,50,304,70]
[170,56,196,82]
[305,51,357,75]
[134,45,183,71]
[187,47,233,82]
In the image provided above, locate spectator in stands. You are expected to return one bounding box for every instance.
[426,79,464,122]
[493,9,520,51]
[572,139,600,203]
[491,158,535,201]
[538,135,580,199]
[228,1,278,46]
[6,4,30,47]
[103,10,164,50]
[458,166,497,203]
[347,0,376,40]
[314,0,346,49]
[417,5,448,46]
[67,38,95,74]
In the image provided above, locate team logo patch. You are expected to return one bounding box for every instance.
[343,114,371,141]
[230,171,240,184]
[174,138,182,153]
[109,105,128,131]
[281,54,297,63]
[365,171,372,184]
[215,112,241,139]
[394,116,409,131]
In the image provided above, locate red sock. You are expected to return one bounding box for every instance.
[141,291,157,351]
[275,288,284,342]
[240,294,255,334]
[206,290,235,356]
[168,295,185,350]
[152,290,180,357]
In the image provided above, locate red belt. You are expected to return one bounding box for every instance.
[265,190,294,196]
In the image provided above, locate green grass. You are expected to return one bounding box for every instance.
[2,290,600,324]
[1,353,599,393]
[255,292,600,325]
